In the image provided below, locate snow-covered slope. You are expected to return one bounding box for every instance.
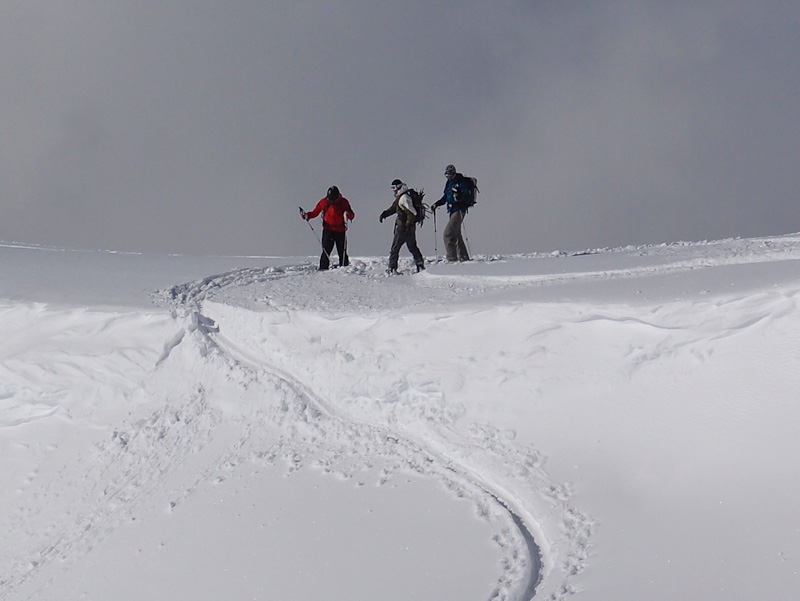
[2,235,799,600]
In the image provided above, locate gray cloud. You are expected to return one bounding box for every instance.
[1,1,798,256]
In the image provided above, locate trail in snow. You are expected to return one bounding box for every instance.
[206,321,543,599]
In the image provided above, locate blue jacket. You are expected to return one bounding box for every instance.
[437,173,474,215]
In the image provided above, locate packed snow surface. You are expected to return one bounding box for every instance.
[1,235,799,600]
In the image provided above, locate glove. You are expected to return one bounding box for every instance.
[379,210,390,223]
[300,211,307,221]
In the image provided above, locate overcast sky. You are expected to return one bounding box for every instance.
[2,1,799,256]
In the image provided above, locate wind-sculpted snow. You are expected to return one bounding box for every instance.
[0,303,187,596]
[0,302,178,430]
[3,235,800,601]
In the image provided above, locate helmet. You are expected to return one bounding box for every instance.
[391,179,403,191]
[326,186,340,201]
[444,164,456,177]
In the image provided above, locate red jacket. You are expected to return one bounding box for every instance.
[305,197,355,232]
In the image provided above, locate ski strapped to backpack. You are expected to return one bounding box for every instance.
[406,188,428,225]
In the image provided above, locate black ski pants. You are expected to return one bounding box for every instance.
[320,229,349,270]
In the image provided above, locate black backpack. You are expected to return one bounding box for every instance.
[407,188,427,225]
[457,176,479,208]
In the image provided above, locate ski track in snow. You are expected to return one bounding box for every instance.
[205,321,551,600]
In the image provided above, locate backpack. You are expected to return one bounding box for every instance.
[458,176,479,208]
[407,188,427,225]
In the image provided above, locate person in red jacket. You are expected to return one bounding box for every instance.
[300,186,355,270]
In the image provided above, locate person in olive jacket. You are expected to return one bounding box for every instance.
[379,179,425,274]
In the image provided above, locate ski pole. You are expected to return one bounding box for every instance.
[343,218,350,266]
[462,213,471,258]
[299,206,332,263]
[432,207,439,261]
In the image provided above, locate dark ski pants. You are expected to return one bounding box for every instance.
[389,224,425,271]
[320,229,349,270]
[443,211,469,262]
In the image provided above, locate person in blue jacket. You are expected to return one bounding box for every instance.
[430,164,474,261]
